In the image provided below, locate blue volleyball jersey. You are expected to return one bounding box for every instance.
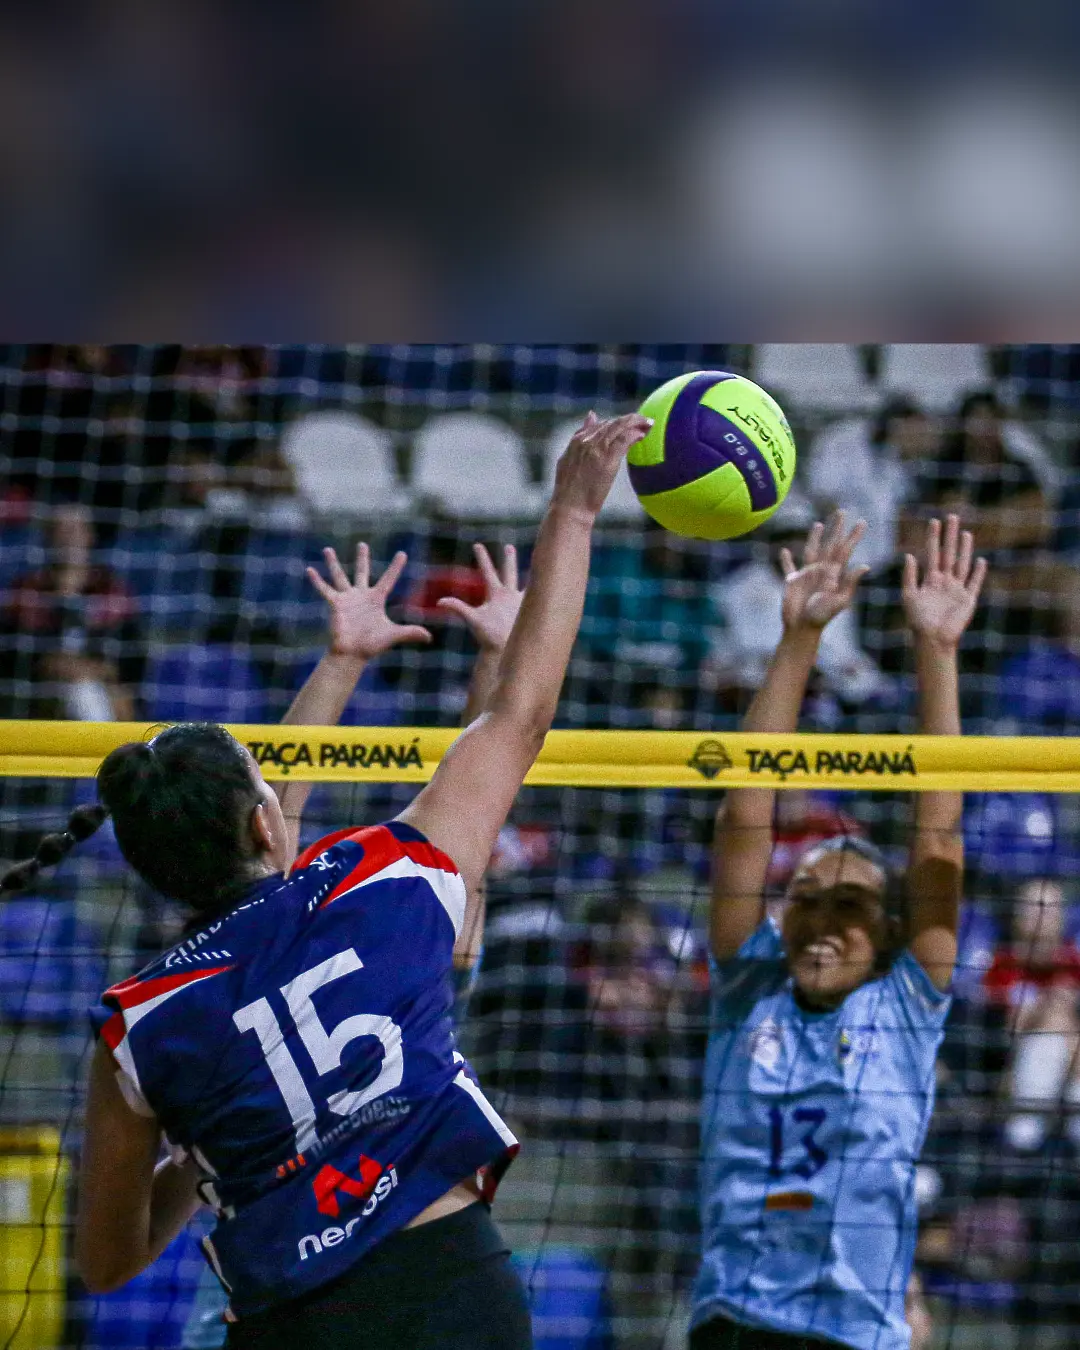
[88,821,517,1318]
[693,918,950,1350]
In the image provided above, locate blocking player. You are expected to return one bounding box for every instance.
[692,514,985,1350]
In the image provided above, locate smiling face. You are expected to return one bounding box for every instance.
[781,847,889,1008]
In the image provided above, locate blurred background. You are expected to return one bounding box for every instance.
[3,4,1080,333]
[0,344,1078,1348]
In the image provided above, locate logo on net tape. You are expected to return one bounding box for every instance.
[688,739,732,780]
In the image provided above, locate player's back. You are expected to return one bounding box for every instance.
[91,821,517,1316]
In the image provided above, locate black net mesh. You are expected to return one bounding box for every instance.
[0,344,1076,1349]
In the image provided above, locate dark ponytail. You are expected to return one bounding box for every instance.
[0,724,266,920]
[0,804,109,894]
[97,724,263,915]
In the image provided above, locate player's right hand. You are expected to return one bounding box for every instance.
[551,410,652,520]
[779,511,869,633]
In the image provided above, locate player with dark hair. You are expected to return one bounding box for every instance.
[691,514,986,1350]
[3,410,650,1348]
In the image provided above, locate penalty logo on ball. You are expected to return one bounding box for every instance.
[628,370,797,542]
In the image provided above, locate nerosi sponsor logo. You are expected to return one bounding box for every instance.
[298,1165,399,1261]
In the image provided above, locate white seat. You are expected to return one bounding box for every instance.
[281,411,403,514]
[880,344,988,411]
[411,414,541,518]
[753,345,875,413]
[543,417,645,521]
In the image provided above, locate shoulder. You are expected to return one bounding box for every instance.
[293,820,459,883]
[878,948,951,1024]
[709,917,786,1008]
[293,821,466,938]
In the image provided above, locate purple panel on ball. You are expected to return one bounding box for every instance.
[629,372,778,512]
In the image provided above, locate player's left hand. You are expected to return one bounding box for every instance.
[902,514,987,648]
[307,543,432,659]
[436,543,524,651]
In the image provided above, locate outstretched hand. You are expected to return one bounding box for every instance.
[902,514,987,648]
[437,543,524,651]
[552,410,652,519]
[779,512,869,632]
[306,543,432,660]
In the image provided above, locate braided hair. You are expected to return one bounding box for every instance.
[0,724,266,918]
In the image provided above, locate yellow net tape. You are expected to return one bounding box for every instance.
[0,721,1079,791]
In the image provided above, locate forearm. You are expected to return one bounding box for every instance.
[454,650,502,967]
[914,640,963,844]
[486,505,593,730]
[147,1157,203,1265]
[462,648,503,727]
[275,651,366,826]
[724,627,820,829]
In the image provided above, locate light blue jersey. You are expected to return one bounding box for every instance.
[692,918,949,1350]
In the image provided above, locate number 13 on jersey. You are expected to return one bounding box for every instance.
[767,1105,829,1181]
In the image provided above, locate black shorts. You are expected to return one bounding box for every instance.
[227,1203,533,1350]
[690,1314,854,1350]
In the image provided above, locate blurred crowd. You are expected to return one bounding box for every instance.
[0,343,1079,1347]
[4,10,1080,334]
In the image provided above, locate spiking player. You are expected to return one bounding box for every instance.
[178,539,526,1350]
[691,514,986,1350]
[0,409,650,1349]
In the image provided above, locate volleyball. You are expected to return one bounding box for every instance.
[628,371,797,540]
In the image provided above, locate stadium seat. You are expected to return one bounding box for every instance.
[544,419,645,522]
[110,525,208,630]
[0,897,104,1027]
[290,653,407,727]
[993,643,1080,734]
[145,645,269,724]
[281,410,406,515]
[0,524,44,594]
[81,1225,208,1350]
[513,1247,614,1350]
[880,344,988,410]
[411,414,542,518]
[753,345,876,412]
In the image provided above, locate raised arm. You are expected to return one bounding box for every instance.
[277,544,431,863]
[710,516,867,959]
[437,543,525,970]
[902,515,986,990]
[397,411,651,898]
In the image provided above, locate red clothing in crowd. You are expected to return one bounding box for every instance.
[983,944,1080,1010]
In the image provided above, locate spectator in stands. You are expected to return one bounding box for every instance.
[913,390,1052,555]
[807,395,939,572]
[568,890,704,1322]
[983,877,1080,1153]
[581,521,718,694]
[0,504,146,721]
[5,346,134,529]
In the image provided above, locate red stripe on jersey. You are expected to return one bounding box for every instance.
[293,826,364,872]
[399,838,459,876]
[323,827,406,905]
[105,964,233,1012]
[320,827,461,908]
[100,1010,125,1051]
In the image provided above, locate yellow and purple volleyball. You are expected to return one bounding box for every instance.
[629,371,797,540]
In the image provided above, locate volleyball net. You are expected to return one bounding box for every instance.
[0,343,1078,1349]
